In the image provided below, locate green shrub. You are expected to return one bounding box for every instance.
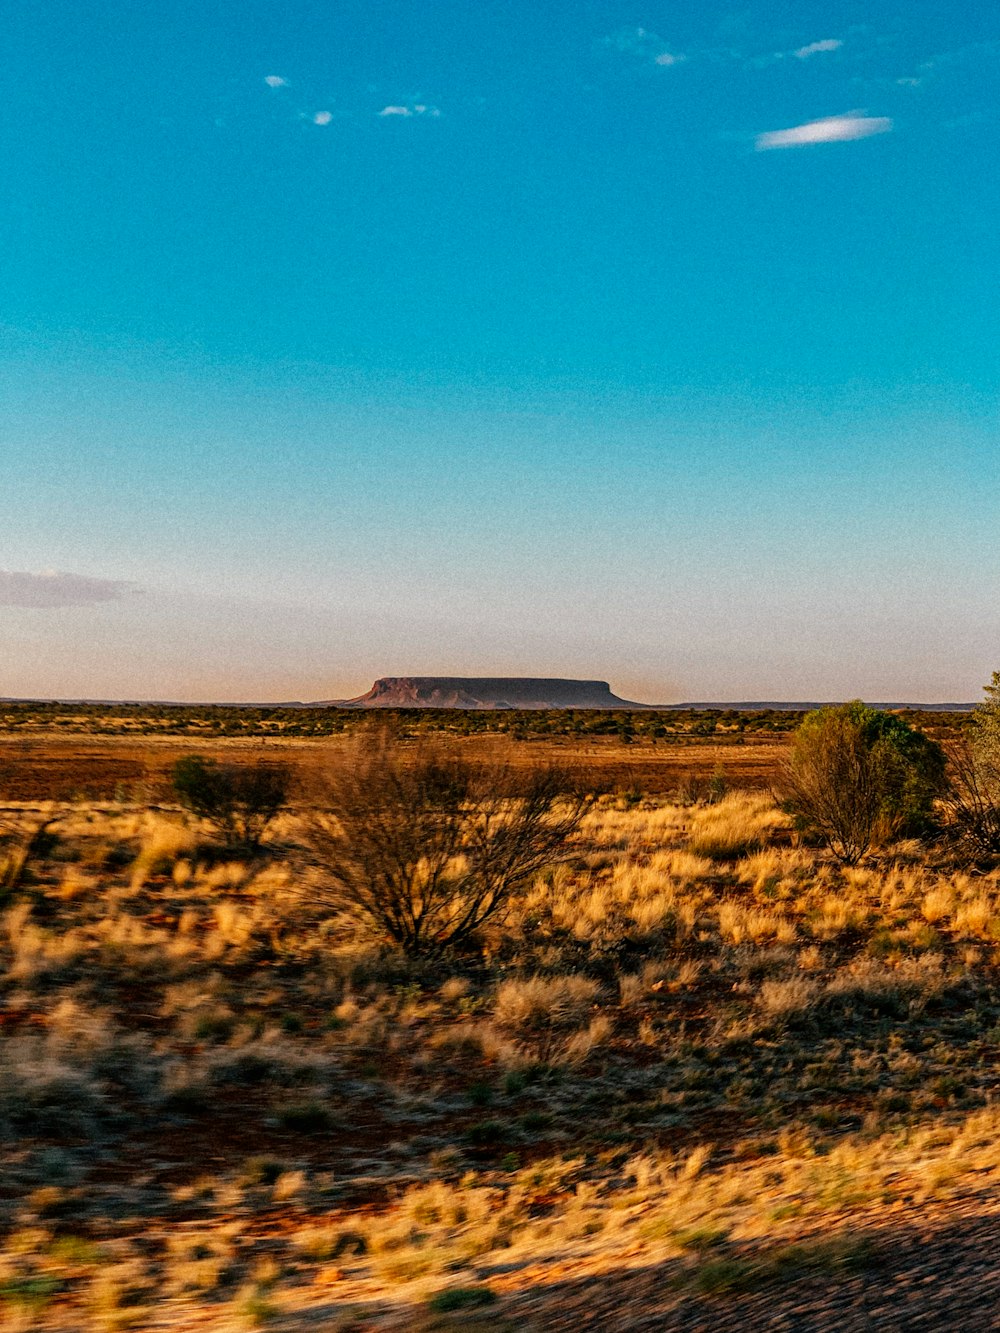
[943,674,1000,856]
[274,1100,337,1133]
[171,756,289,848]
[781,702,945,863]
[428,1286,497,1313]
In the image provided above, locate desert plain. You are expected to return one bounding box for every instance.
[3,706,1000,1331]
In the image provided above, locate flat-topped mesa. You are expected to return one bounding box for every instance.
[317,676,650,710]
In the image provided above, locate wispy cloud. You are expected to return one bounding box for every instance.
[263,75,288,89]
[312,110,332,125]
[756,111,893,150]
[794,38,843,59]
[0,571,139,609]
[607,27,686,67]
[746,36,845,69]
[378,104,441,118]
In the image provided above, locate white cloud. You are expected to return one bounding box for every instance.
[378,104,440,118]
[0,571,138,609]
[313,110,332,125]
[794,38,843,59]
[748,37,844,67]
[756,111,893,150]
[263,75,288,89]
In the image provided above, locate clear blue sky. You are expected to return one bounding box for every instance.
[2,1,998,701]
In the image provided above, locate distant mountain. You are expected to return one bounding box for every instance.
[315,676,650,710]
[0,690,975,712]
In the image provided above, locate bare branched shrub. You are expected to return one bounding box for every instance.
[308,731,590,955]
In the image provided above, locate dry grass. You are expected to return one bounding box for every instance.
[685,792,788,859]
[2,773,1000,1329]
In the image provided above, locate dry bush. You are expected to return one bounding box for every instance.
[941,738,1000,857]
[756,975,819,1023]
[921,885,955,924]
[0,998,157,1137]
[736,846,811,894]
[490,974,608,1065]
[952,895,995,939]
[199,1029,329,1089]
[546,861,680,943]
[809,893,868,941]
[718,900,797,946]
[581,803,689,848]
[824,953,948,1011]
[493,973,597,1027]
[309,730,590,955]
[129,815,195,889]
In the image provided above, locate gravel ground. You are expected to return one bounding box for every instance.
[488,1190,1000,1332]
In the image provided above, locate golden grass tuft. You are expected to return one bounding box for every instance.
[686,793,787,860]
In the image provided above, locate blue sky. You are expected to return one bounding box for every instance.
[2,1,998,701]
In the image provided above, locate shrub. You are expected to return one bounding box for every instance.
[171,756,289,849]
[943,675,1000,856]
[1,816,57,900]
[309,730,590,955]
[971,670,1000,771]
[780,702,945,864]
[428,1285,497,1312]
[941,739,1000,857]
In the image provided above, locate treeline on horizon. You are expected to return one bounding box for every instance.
[0,701,972,740]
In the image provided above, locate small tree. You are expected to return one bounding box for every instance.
[941,673,1000,856]
[309,731,590,955]
[972,671,1000,771]
[171,756,290,849]
[780,701,945,864]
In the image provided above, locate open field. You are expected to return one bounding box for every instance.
[4,732,1000,1329]
[0,702,968,805]
[0,732,790,805]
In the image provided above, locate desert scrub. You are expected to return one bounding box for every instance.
[756,976,819,1025]
[309,731,590,955]
[781,702,946,863]
[3,774,1000,1330]
[686,793,787,860]
[491,974,610,1065]
[0,998,158,1137]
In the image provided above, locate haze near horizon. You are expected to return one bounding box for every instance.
[3,1,998,703]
